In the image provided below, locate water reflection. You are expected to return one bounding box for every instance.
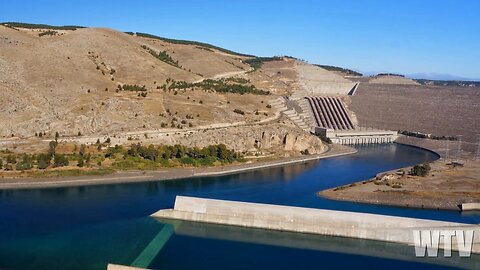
[152,219,480,270]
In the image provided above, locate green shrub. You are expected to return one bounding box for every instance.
[135,32,254,57]
[121,84,147,91]
[233,109,245,115]
[410,163,431,177]
[166,78,269,95]
[315,64,363,76]
[244,57,282,70]
[15,154,33,170]
[37,154,50,169]
[6,154,16,164]
[141,45,181,68]
[77,156,85,167]
[38,30,58,37]
[54,154,69,167]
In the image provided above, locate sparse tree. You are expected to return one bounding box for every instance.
[79,144,86,156]
[77,156,84,167]
[48,140,58,157]
[36,153,50,170]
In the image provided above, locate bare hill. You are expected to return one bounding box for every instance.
[0,24,330,156]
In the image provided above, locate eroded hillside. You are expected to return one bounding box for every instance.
[0,25,324,156]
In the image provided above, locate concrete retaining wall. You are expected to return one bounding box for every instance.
[107,264,150,270]
[463,203,480,211]
[152,196,480,254]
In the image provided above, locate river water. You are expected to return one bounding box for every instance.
[0,144,478,269]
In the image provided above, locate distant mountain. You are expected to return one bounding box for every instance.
[406,73,480,82]
[361,70,480,82]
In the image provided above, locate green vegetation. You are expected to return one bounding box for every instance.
[28,168,115,178]
[38,30,58,37]
[110,143,241,169]
[37,154,50,169]
[244,57,283,70]
[1,22,84,30]
[300,149,310,155]
[0,142,241,177]
[196,46,214,52]
[409,163,431,177]
[233,109,245,115]
[15,154,33,170]
[318,134,332,144]
[376,73,405,77]
[141,45,181,68]
[135,32,254,57]
[0,140,72,172]
[54,154,69,167]
[399,130,457,141]
[119,84,147,92]
[315,64,363,76]
[166,78,269,95]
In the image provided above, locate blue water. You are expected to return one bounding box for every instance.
[0,144,478,270]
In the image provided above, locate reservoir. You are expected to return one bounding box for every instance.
[0,144,478,270]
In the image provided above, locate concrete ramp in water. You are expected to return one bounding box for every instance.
[152,196,480,255]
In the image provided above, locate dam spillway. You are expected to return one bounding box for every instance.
[306,96,355,130]
[152,196,480,255]
[303,96,398,144]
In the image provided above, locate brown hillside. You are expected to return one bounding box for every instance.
[1,25,330,158]
[0,26,275,137]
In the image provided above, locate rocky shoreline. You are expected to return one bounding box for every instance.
[319,138,480,211]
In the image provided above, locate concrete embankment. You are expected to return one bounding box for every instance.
[107,264,150,270]
[463,203,480,211]
[152,196,480,254]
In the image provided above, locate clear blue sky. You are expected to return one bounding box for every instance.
[1,0,479,80]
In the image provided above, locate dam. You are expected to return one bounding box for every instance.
[153,196,480,254]
[267,64,399,145]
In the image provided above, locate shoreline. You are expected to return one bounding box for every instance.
[319,138,480,211]
[0,144,356,190]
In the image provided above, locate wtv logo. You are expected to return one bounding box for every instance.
[413,230,475,257]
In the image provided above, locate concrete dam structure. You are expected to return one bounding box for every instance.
[315,127,398,145]
[306,96,355,130]
[152,196,480,255]
[304,96,398,144]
